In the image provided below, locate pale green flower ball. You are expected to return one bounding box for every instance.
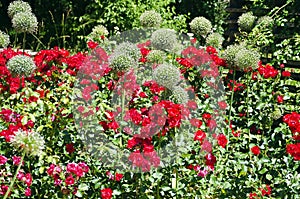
[270,108,282,120]
[6,55,36,77]
[140,10,162,28]
[238,12,256,32]
[189,16,212,37]
[257,16,274,28]
[172,86,189,104]
[11,129,45,157]
[206,32,224,49]
[7,0,32,18]
[88,24,109,41]
[147,50,166,64]
[234,48,260,70]
[109,53,135,72]
[114,42,140,62]
[150,29,177,51]
[0,31,10,48]
[12,12,38,33]
[153,63,181,89]
[222,44,246,68]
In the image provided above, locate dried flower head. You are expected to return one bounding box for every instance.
[147,50,166,64]
[172,86,189,104]
[0,31,10,48]
[7,0,32,18]
[11,129,45,156]
[88,24,109,41]
[6,55,36,77]
[153,63,181,89]
[238,12,256,32]
[234,48,260,70]
[140,10,162,28]
[113,42,140,62]
[222,44,246,68]
[257,16,274,28]
[206,33,224,49]
[12,12,38,33]
[189,16,212,37]
[150,29,177,51]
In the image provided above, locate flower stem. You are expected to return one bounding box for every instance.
[22,32,26,54]
[4,150,26,199]
[228,69,236,134]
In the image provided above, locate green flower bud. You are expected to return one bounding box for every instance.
[257,16,274,28]
[206,32,224,49]
[114,42,140,62]
[238,12,256,32]
[12,12,38,33]
[153,63,181,89]
[109,53,135,72]
[150,29,177,51]
[7,0,32,18]
[147,50,166,64]
[0,31,10,48]
[172,86,189,104]
[11,129,45,157]
[234,48,260,70]
[140,10,162,28]
[189,16,212,37]
[6,55,36,77]
[222,44,246,68]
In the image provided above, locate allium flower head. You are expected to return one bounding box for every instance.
[206,33,224,49]
[88,24,109,41]
[189,16,212,37]
[6,55,36,77]
[153,63,181,89]
[0,31,10,48]
[234,48,260,70]
[11,129,45,157]
[7,0,32,18]
[222,44,246,68]
[147,50,166,64]
[140,10,162,28]
[109,53,135,72]
[172,86,189,104]
[113,42,140,62]
[238,12,256,32]
[150,29,177,51]
[257,16,274,28]
[12,12,38,33]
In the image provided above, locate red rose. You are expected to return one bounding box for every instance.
[282,70,291,77]
[66,143,75,154]
[218,101,227,110]
[217,134,227,148]
[277,95,284,103]
[194,130,206,143]
[101,188,113,199]
[251,146,260,155]
[65,175,75,186]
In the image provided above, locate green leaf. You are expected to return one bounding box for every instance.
[259,168,268,174]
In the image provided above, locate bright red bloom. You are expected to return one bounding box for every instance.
[65,175,75,186]
[277,95,284,103]
[217,134,227,148]
[87,41,98,49]
[101,188,113,199]
[25,187,31,197]
[204,153,216,167]
[251,146,260,155]
[282,70,291,77]
[194,130,206,143]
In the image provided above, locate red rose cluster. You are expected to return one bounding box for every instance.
[283,112,300,160]
[257,62,278,79]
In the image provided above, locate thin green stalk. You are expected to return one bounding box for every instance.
[4,150,26,199]
[14,33,18,48]
[22,32,26,54]
[31,33,46,50]
[228,69,236,134]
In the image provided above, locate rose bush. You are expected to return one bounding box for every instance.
[0,4,299,199]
